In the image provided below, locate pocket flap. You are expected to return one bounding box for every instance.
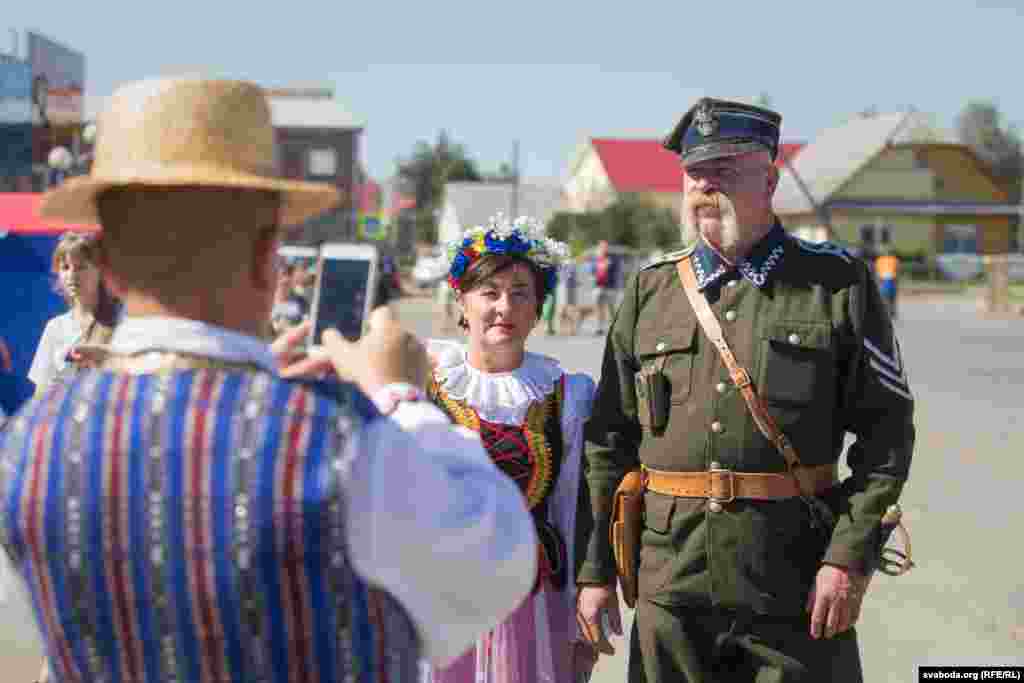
[636,319,697,358]
[643,490,676,533]
[763,322,832,351]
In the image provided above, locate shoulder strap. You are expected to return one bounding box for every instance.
[675,257,805,474]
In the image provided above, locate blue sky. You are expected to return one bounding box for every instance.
[4,0,1022,182]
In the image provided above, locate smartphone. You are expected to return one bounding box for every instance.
[308,243,379,348]
[277,244,317,264]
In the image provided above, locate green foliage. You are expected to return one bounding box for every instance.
[547,195,682,255]
[956,101,1023,204]
[411,208,438,245]
[396,130,482,244]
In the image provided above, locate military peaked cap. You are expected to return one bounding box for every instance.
[663,97,782,165]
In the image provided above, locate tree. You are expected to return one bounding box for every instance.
[483,162,518,184]
[396,130,482,243]
[956,101,1023,209]
[546,195,682,254]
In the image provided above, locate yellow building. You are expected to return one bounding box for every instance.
[774,111,1018,261]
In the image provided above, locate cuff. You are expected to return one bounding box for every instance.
[822,547,868,574]
[371,383,426,416]
[576,561,616,586]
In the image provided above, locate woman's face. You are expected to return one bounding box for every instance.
[460,263,540,353]
[59,252,101,310]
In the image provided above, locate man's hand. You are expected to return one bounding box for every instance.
[576,584,623,655]
[572,640,598,681]
[807,564,870,639]
[271,320,314,373]
[279,307,429,396]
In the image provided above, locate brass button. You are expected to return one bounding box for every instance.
[711,421,723,434]
[726,279,739,288]
[708,500,724,513]
[709,461,722,470]
[725,310,737,322]
[655,341,667,352]
[788,333,801,345]
[716,382,727,394]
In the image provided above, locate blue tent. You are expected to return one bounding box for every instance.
[0,232,67,378]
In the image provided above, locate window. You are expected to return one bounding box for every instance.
[880,225,892,245]
[859,224,876,246]
[942,224,978,254]
[308,148,337,177]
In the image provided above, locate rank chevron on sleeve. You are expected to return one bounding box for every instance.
[863,337,913,400]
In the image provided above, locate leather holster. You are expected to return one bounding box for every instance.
[609,469,645,608]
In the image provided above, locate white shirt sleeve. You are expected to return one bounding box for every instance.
[344,399,538,666]
[28,318,59,391]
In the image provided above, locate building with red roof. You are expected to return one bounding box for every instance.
[564,137,803,218]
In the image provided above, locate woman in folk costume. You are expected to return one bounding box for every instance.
[28,232,121,391]
[423,216,599,683]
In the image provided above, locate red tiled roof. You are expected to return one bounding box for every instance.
[591,139,682,193]
[0,193,98,235]
[777,143,805,167]
[590,138,805,193]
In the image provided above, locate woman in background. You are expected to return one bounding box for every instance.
[28,233,120,391]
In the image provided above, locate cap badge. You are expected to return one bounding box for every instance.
[695,102,718,137]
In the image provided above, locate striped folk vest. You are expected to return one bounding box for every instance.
[0,367,421,683]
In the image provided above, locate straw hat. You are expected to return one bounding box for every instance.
[39,76,340,227]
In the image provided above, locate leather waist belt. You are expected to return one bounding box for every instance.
[643,464,837,501]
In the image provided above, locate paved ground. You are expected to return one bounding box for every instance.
[3,292,1023,681]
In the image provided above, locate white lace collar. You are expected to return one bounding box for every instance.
[430,340,563,425]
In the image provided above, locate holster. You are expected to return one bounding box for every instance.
[610,469,645,608]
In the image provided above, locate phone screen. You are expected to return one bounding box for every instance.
[313,258,372,343]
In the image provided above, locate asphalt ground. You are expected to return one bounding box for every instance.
[2,292,1022,682]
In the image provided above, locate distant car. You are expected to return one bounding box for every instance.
[413,247,449,288]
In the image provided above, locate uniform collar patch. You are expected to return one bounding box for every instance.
[693,222,788,290]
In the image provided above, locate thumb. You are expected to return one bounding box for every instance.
[367,305,397,331]
[322,328,353,351]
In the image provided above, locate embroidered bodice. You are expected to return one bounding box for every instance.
[427,346,570,590]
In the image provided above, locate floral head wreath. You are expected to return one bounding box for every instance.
[446,214,570,294]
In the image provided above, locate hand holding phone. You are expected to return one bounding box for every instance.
[280,307,429,397]
[308,243,380,349]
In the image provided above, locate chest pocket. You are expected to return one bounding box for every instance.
[635,319,697,405]
[758,322,835,405]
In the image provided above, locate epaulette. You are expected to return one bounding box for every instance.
[641,244,697,271]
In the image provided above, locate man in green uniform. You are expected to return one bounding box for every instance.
[576,98,915,682]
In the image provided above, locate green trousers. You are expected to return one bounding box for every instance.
[629,600,864,683]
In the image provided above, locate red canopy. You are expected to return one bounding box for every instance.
[0,193,99,235]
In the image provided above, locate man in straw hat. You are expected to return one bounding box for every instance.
[1,76,537,683]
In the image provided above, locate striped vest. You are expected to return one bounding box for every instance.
[0,367,420,683]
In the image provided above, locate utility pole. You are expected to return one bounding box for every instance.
[509,140,520,219]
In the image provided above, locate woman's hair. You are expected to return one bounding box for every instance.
[51,232,120,346]
[456,253,546,330]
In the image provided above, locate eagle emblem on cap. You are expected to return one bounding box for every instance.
[694,101,718,137]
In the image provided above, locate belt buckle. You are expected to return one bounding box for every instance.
[708,467,736,504]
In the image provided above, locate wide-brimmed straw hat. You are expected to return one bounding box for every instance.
[39,76,340,227]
